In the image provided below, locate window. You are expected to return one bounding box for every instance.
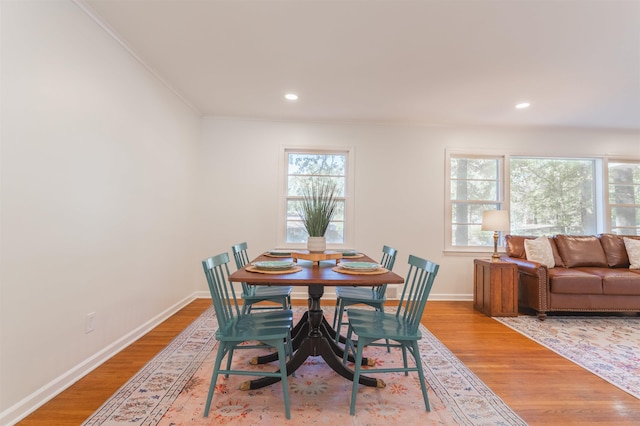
[447,152,640,250]
[280,148,353,247]
[510,157,598,236]
[608,160,640,236]
[448,154,505,248]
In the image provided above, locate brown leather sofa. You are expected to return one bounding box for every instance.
[501,234,640,320]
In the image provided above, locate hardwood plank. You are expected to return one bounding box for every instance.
[422,301,640,425]
[17,299,640,425]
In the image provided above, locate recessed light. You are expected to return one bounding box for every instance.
[515,102,531,109]
[285,93,298,101]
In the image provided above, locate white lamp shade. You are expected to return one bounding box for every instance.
[481,210,510,232]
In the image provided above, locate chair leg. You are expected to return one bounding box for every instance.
[204,344,228,417]
[332,297,341,329]
[411,341,430,412]
[342,325,354,365]
[378,305,391,352]
[334,299,347,344]
[276,340,291,419]
[242,302,251,315]
[401,346,409,375]
[350,338,368,415]
[224,347,235,378]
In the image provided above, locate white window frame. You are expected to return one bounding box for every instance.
[446,151,640,253]
[605,157,640,236]
[277,146,355,249]
[445,150,506,253]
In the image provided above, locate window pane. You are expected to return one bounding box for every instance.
[452,203,500,224]
[451,158,499,180]
[608,184,640,204]
[510,158,596,235]
[608,161,640,235]
[452,224,493,246]
[612,228,640,236]
[288,154,346,176]
[288,176,345,197]
[286,152,347,244]
[609,161,640,203]
[611,206,640,228]
[450,180,499,201]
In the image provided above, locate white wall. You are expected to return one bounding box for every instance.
[0,1,202,423]
[1,1,639,424]
[199,117,640,299]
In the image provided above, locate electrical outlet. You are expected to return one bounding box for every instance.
[86,312,96,334]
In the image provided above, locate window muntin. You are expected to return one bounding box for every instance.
[285,151,347,244]
[608,161,640,236]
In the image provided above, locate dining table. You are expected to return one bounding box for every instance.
[228,250,405,391]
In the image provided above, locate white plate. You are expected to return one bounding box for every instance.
[268,250,292,256]
[340,261,380,271]
[253,260,296,270]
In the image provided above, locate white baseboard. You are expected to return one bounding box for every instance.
[0,293,202,426]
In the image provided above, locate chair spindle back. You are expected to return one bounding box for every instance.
[202,253,241,328]
[395,254,439,332]
[231,242,254,296]
[373,245,398,298]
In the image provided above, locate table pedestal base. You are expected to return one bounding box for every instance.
[243,284,383,390]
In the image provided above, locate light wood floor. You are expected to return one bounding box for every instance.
[18,299,640,425]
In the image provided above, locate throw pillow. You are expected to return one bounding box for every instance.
[524,236,555,268]
[623,237,640,269]
[554,235,608,268]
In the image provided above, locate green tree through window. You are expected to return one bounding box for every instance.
[286,152,346,244]
[510,158,596,235]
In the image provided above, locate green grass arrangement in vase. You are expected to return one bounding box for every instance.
[297,179,339,252]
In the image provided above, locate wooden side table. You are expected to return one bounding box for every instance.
[473,259,519,317]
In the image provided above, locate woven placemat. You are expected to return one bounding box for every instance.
[332,266,389,275]
[341,253,365,259]
[245,265,302,274]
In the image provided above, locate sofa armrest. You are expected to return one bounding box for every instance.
[500,256,547,276]
[500,256,549,318]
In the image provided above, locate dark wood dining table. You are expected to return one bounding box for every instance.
[228,251,405,390]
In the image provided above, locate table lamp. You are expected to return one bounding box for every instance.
[481,210,510,262]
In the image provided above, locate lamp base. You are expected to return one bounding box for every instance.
[491,231,500,262]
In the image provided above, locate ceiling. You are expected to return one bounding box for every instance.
[81,0,640,130]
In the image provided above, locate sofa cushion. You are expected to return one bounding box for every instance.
[624,237,640,269]
[555,235,608,268]
[505,235,531,259]
[581,268,640,296]
[524,236,555,268]
[599,233,631,268]
[548,268,603,294]
[602,269,640,296]
[506,235,564,267]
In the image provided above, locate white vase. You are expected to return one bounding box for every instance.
[307,236,326,253]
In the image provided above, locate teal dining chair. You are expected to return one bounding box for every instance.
[232,242,292,314]
[332,245,398,348]
[342,254,440,415]
[202,253,294,419]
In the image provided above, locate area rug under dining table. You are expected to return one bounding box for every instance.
[84,305,526,425]
[494,314,640,400]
